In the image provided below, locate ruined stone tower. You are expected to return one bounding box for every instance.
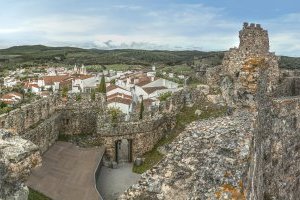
[220,22,279,108]
[239,22,269,55]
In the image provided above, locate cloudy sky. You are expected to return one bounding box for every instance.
[0,0,300,56]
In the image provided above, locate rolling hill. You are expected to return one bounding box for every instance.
[0,45,299,71]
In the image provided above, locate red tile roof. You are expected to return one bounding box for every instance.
[107,93,132,101]
[135,80,151,87]
[24,82,40,89]
[107,97,132,105]
[43,75,69,85]
[9,92,22,98]
[142,86,167,94]
[106,85,118,92]
[1,100,14,105]
[30,84,39,88]
[72,74,93,80]
[106,85,129,92]
[1,92,22,99]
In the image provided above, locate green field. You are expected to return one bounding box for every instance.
[0,45,223,71]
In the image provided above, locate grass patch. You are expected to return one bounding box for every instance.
[28,188,51,200]
[132,148,163,174]
[133,100,227,174]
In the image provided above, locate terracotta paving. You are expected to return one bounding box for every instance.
[26,141,104,200]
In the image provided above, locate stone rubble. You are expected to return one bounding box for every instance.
[119,111,254,200]
[0,130,41,200]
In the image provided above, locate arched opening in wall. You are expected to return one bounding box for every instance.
[1,121,5,128]
[115,139,132,163]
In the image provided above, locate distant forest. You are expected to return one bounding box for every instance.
[0,45,299,71]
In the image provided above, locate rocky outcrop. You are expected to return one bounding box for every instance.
[0,130,41,200]
[120,111,254,200]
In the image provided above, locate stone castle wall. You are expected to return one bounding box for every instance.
[227,23,300,200]
[264,96,300,199]
[94,87,205,161]
[275,69,300,97]
[3,88,190,164]
[60,108,99,135]
[21,113,62,154]
[247,92,300,199]
[59,94,106,135]
[204,22,300,199]
[96,113,176,161]
[0,93,106,153]
[0,95,59,134]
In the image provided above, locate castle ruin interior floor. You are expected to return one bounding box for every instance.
[26,141,105,200]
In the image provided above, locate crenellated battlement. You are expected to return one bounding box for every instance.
[243,22,263,29]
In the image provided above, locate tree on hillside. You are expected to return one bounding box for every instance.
[139,97,144,120]
[0,101,7,109]
[98,75,106,93]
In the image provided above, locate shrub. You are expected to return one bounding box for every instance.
[158,92,172,102]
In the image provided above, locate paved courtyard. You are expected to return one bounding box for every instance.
[97,163,140,200]
[26,141,105,200]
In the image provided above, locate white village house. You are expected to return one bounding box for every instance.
[106,85,134,115]
[0,92,23,106]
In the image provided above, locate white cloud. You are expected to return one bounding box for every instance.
[0,28,25,34]
[25,15,107,34]
[112,5,142,10]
